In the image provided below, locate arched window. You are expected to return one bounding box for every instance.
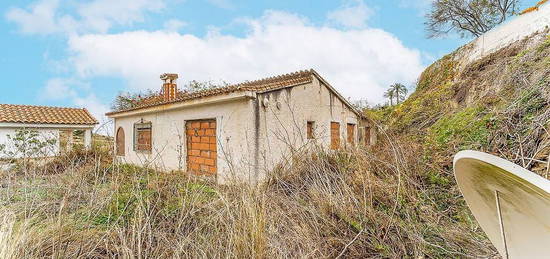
[116,127,125,156]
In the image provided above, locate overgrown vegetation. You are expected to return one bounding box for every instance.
[0,141,495,258]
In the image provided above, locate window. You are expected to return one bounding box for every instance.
[116,127,125,156]
[364,126,371,146]
[330,122,340,150]
[347,123,356,144]
[307,121,315,139]
[134,122,152,152]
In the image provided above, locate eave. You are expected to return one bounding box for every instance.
[107,91,257,118]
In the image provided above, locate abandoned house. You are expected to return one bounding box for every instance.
[0,104,98,158]
[106,69,375,183]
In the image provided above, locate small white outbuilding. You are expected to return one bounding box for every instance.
[0,104,98,158]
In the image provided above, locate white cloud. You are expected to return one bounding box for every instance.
[66,10,424,104]
[77,0,165,33]
[5,0,59,35]
[41,78,77,100]
[40,78,108,129]
[72,93,110,130]
[6,0,166,35]
[327,0,373,29]
[163,19,187,32]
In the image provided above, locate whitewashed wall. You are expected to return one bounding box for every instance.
[113,97,257,184]
[0,128,60,158]
[255,78,364,182]
[467,4,550,62]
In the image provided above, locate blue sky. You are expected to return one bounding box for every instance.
[0,0,538,125]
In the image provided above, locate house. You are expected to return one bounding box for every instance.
[0,104,98,158]
[106,69,375,184]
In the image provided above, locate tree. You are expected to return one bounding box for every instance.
[185,80,229,92]
[1,129,57,159]
[383,88,395,106]
[111,81,229,112]
[384,83,408,106]
[390,83,408,104]
[425,0,520,38]
[111,90,157,112]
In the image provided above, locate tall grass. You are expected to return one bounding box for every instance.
[0,137,495,258]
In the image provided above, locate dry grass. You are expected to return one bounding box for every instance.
[0,133,495,258]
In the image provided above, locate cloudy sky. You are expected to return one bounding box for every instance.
[0,0,537,126]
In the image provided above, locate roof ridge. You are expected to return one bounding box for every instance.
[0,103,87,111]
[233,69,312,87]
[107,69,315,115]
[171,69,313,98]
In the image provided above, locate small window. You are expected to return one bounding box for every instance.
[307,121,315,139]
[116,127,125,156]
[330,122,340,150]
[134,122,152,152]
[364,126,371,146]
[347,123,356,144]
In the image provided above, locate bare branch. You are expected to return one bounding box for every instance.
[425,0,520,39]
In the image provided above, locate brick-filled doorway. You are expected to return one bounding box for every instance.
[186,119,217,176]
[330,122,340,150]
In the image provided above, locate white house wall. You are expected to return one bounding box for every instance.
[255,77,362,181]
[0,128,60,158]
[114,98,257,184]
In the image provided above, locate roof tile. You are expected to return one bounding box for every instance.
[0,104,98,125]
[107,69,314,115]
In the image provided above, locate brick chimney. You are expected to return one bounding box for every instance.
[160,73,178,101]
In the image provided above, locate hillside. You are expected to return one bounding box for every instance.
[0,29,548,259]
[384,29,550,174]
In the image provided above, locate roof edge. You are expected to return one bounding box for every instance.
[309,69,366,119]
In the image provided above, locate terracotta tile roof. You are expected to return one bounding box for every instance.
[107,69,314,115]
[0,104,98,125]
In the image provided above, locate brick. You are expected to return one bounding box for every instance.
[200,122,210,128]
[198,143,209,150]
[209,136,216,144]
[204,158,215,166]
[201,150,210,158]
[201,137,210,143]
[196,157,206,164]
[205,129,215,136]
[189,163,199,170]
[197,129,205,136]
[210,122,216,128]
[209,144,217,151]
[200,165,209,172]
[186,129,195,135]
[210,152,217,159]
[191,122,201,129]
[189,150,200,156]
[191,143,202,150]
[192,136,201,142]
[208,166,217,174]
